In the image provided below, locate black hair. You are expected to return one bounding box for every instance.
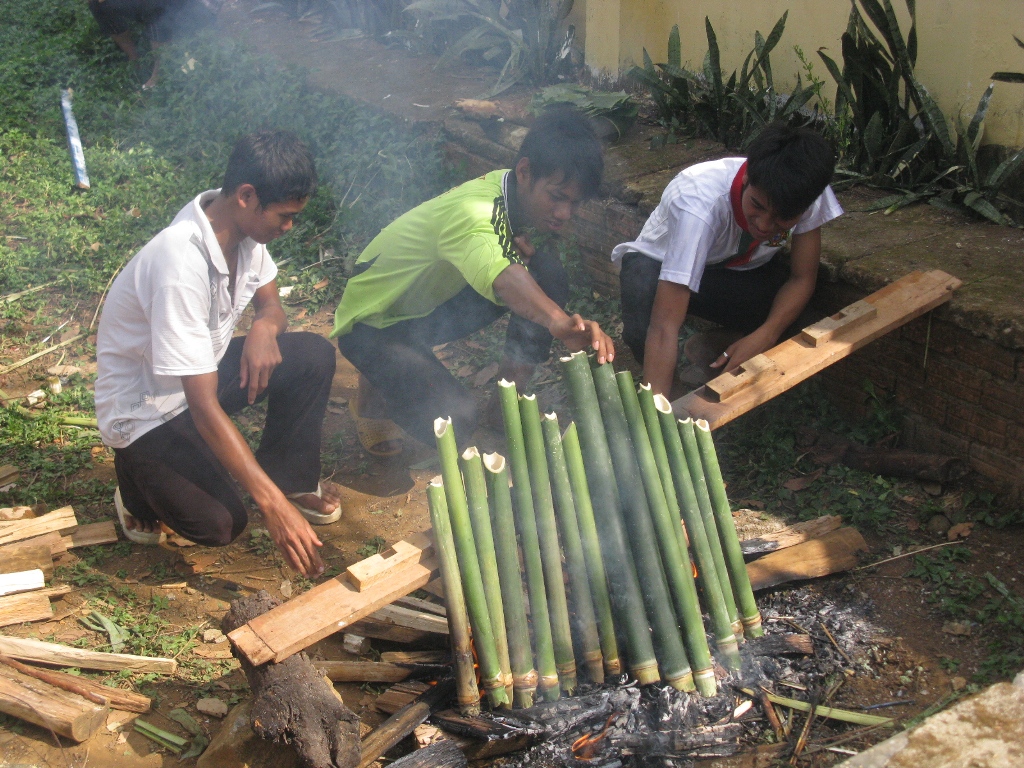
[515,106,604,198]
[745,123,835,220]
[221,130,317,207]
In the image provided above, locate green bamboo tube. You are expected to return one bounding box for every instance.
[589,362,692,692]
[637,384,682,547]
[560,423,622,677]
[519,394,577,695]
[559,353,659,684]
[693,419,764,639]
[497,380,559,701]
[483,452,538,708]
[540,413,604,684]
[678,417,742,639]
[654,395,741,671]
[615,373,714,695]
[426,478,480,715]
[460,447,513,701]
[434,418,510,708]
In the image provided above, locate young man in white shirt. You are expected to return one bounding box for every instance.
[612,123,842,399]
[96,131,339,578]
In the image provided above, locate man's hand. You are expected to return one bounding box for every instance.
[262,497,325,577]
[240,322,283,404]
[551,313,615,364]
[710,326,777,373]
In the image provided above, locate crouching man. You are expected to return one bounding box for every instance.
[96,131,339,577]
[332,107,614,455]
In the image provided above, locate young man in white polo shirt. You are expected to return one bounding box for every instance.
[613,123,842,399]
[96,131,338,578]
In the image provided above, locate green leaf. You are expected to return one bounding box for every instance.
[992,72,1024,84]
[668,25,681,69]
[963,191,1011,225]
[965,83,994,150]
[914,80,955,156]
[986,146,1024,191]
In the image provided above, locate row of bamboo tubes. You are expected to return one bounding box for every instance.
[425,352,763,713]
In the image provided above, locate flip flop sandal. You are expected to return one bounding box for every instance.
[288,483,343,525]
[114,487,166,546]
[348,397,405,457]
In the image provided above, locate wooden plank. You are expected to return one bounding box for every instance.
[704,353,777,402]
[0,635,177,674]
[0,569,45,597]
[740,515,844,557]
[673,270,962,428]
[394,595,447,617]
[369,605,449,635]
[374,680,432,715]
[380,651,450,665]
[347,617,433,645]
[229,533,437,665]
[0,664,108,742]
[0,593,53,627]
[746,528,868,591]
[800,300,877,347]
[347,538,428,591]
[0,540,54,579]
[0,506,77,547]
[60,520,118,550]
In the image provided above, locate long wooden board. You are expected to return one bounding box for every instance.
[228,533,437,665]
[0,636,177,674]
[673,270,962,428]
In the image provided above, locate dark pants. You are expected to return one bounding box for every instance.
[113,332,336,546]
[337,250,569,446]
[88,0,215,43]
[619,251,791,363]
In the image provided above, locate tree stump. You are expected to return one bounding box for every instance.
[223,591,361,768]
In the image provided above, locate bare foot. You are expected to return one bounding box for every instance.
[124,514,161,534]
[291,482,341,516]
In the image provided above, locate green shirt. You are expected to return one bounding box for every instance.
[332,169,521,337]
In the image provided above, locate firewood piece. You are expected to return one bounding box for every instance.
[228,533,437,665]
[420,577,445,600]
[386,739,467,768]
[60,520,118,550]
[745,633,815,656]
[430,709,540,759]
[842,446,967,483]
[0,540,54,578]
[0,506,34,521]
[381,651,450,665]
[674,270,962,427]
[740,515,844,557]
[393,595,447,617]
[375,680,432,715]
[34,585,73,600]
[315,661,442,684]
[0,506,77,547]
[0,593,53,626]
[346,618,432,645]
[359,677,455,768]
[0,663,108,742]
[368,604,449,635]
[799,300,877,347]
[0,657,150,712]
[0,569,45,597]
[705,354,777,403]
[0,635,177,674]
[746,528,868,591]
[223,591,361,768]
[614,723,744,757]
[347,539,426,591]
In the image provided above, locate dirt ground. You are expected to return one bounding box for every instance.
[2,3,1024,766]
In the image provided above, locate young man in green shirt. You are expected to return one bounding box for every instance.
[332,108,614,454]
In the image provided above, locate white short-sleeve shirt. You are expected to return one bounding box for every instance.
[610,157,842,292]
[95,190,278,448]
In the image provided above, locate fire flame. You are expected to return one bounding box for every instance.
[570,713,617,761]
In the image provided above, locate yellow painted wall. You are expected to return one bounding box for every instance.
[583,0,1024,147]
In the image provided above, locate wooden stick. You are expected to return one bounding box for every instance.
[0,506,77,547]
[315,660,441,684]
[0,635,177,674]
[0,334,87,377]
[0,664,107,742]
[359,678,455,768]
[742,688,894,727]
[0,657,149,712]
[853,540,964,571]
[0,282,57,305]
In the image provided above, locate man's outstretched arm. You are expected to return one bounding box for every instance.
[642,279,692,398]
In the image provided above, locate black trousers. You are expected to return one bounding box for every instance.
[619,251,791,363]
[113,332,336,546]
[337,250,569,446]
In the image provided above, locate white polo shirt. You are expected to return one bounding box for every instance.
[611,157,842,292]
[95,190,278,448]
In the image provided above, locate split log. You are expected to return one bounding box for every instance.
[393,595,446,617]
[375,680,432,715]
[741,515,844,558]
[796,428,968,483]
[359,677,455,768]
[369,604,449,635]
[223,591,361,768]
[381,651,450,665]
[0,663,108,742]
[0,506,77,547]
[0,655,150,712]
[0,592,53,626]
[345,617,432,645]
[0,635,177,674]
[747,528,868,591]
[430,710,539,760]
[315,661,443,684]
[0,568,45,597]
[614,723,744,758]
[385,739,466,768]
[0,539,54,578]
[745,633,815,656]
